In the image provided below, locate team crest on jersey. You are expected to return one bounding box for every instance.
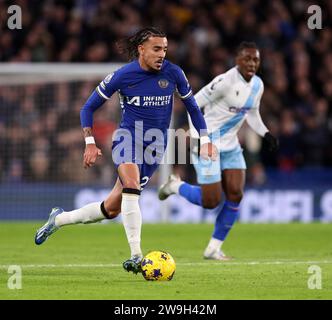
[158,79,169,88]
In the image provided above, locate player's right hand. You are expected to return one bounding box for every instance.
[200,142,218,161]
[83,144,102,168]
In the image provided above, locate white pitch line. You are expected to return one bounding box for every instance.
[0,260,332,269]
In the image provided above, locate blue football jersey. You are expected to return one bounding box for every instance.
[79,59,207,189]
[96,59,192,134]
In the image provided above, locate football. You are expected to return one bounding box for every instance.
[141,251,176,281]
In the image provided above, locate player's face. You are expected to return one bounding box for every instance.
[138,36,168,72]
[236,48,260,81]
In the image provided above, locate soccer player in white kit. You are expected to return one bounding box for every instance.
[159,42,278,260]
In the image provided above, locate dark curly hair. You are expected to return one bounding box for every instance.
[236,41,259,56]
[117,27,166,61]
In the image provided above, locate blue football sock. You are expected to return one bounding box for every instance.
[179,183,202,206]
[212,200,239,241]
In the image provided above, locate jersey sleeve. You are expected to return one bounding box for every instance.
[80,70,122,128]
[252,79,264,110]
[246,81,268,137]
[96,71,122,100]
[194,74,230,108]
[174,67,193,100]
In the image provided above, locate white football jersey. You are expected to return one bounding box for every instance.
[189,67,268,151]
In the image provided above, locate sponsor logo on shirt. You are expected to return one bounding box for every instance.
[126,95,172,107]
[229,106,251,114]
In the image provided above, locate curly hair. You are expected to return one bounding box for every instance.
[236,41,259,56]
[117,27,166,61]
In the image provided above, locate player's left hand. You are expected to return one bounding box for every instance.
[264,132,279,152]
[83,144,103,169]
[200,142,218,161]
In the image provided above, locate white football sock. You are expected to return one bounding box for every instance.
[121,193,142,257]
[55,202,105,227]
[206,237,223,252]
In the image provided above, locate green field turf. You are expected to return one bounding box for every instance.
[0,222,331,300]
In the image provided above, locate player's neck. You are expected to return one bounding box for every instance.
[138,58,157,73]
[240,71,252,83]
[236,66,252,83]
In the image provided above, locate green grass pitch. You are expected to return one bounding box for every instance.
[0,222,331,300]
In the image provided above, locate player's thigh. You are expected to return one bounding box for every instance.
[222,169,246,201]
[118,163,141,190]
[200,182,223,209]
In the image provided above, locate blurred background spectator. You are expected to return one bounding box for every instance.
[0,0,331,187]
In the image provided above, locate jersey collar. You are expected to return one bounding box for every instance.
[235,66,255,85]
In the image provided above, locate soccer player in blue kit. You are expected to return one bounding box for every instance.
[35,27,217,274]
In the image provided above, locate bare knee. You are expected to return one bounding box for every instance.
[202,194,221,209]
[122,179,140,190]
[226,190,243,203]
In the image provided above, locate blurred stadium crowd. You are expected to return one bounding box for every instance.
[0,0,331,186]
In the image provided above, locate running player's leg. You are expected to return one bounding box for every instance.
[204,147,246,260]
[158,151,221,208]
[118,163,143,273]
[53,177,122,227]
[204,169,244,258]
[35,179,122,245]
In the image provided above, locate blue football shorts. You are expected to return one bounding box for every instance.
[111,128,166,190]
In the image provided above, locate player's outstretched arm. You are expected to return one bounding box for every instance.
[183,96,217,161]
[175,65,217,160]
